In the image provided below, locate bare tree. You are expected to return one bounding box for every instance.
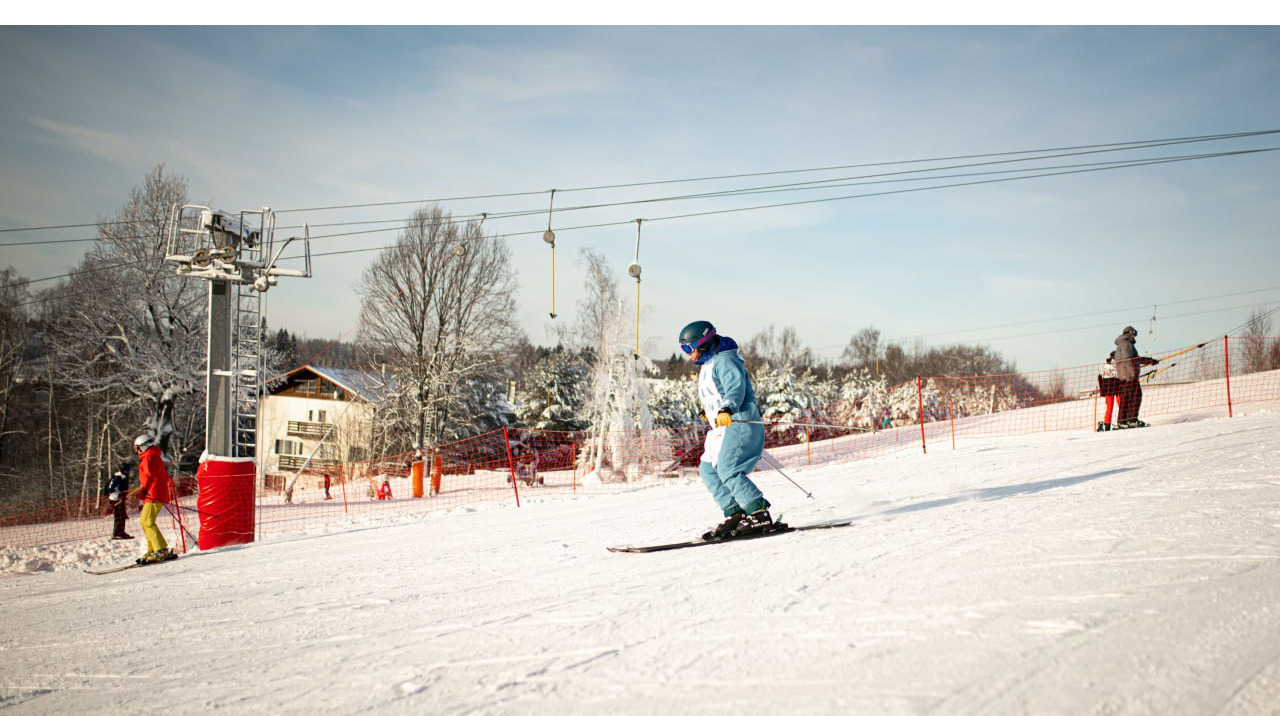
[743,324,815,372]
[0,268,30,478]
[840,326,884,372]
[356,204,519,450]
[40,165,204,472]
[1241,306,1278,374]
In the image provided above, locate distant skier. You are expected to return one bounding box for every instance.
[107,463,134,540]
[1096,351,1121,432]
[678,320,778,539]
[133,434,177,564]
[1114,326,1159,429]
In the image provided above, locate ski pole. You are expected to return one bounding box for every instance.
[171,502,218,519]
[163,503,199,551]
[745,419,874,433]
[759,450,815,500]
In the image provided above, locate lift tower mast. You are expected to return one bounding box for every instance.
[165,206,312,457]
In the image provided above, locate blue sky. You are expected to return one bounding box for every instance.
[2,26,1279,372]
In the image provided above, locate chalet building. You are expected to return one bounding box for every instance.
[256,365,390,487]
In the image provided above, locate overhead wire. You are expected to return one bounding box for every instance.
[256,132,1280,227]
[879,286,1280,345]
[7,144,1273,266]
[804,298,1280,363]
[268,128,1280,214]
[4,129,1276,241]
[917,300,1280,346]
[10,133,1280,321]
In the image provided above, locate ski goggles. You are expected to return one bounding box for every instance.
[679,331,716,355]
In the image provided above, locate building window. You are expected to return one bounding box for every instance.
[275,439,302,456]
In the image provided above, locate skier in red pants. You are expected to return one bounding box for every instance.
[1097,352,1121,431]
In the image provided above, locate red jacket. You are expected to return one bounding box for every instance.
[137,446,172,504]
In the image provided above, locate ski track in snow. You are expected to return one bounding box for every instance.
[0,404,1279,714]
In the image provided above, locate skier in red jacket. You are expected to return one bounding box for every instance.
[133,434,178,564]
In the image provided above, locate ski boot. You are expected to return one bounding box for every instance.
[136,548,178,565]
[702,512,746,540]
[733,509,781,536]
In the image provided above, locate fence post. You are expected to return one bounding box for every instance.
[805,424,812,466]
[571,441,578,493]
[917,377,927,455]
[1224,335,1234,418]
[411,459,424,498]
[949,399,956,451]
[503,427,521,507]
[431,453,443,496]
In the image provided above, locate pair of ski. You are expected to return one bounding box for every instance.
[84,556,179,575]
[608,516,855,553]
[85,518,855,567]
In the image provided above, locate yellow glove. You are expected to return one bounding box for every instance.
[715,410,733,428]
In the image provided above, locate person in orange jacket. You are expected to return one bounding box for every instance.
[133,434,177,565]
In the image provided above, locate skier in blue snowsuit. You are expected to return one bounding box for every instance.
[678,320,779,539]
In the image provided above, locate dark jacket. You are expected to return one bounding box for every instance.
[107,470,129,500]
[1114,333,1157,382]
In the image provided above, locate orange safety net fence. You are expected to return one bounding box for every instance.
[3,337,1277,550]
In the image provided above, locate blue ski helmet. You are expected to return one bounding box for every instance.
[678,320,717,356]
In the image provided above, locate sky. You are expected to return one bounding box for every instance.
[3,393,1279,713]
[2,25,1279,372]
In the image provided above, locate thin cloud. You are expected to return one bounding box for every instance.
[28,116,127,166]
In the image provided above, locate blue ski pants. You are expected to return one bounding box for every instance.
[699,421,769,516]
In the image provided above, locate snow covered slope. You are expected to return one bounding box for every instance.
[1,405,1278,715]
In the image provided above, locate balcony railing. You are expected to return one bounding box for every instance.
[277,454,341,470]
[287,420,330,437]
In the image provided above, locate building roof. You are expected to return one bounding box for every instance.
[267,365,395,404]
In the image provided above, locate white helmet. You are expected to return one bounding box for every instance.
[133,434,157,452]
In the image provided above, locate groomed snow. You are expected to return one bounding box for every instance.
[2,403,1279,715]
